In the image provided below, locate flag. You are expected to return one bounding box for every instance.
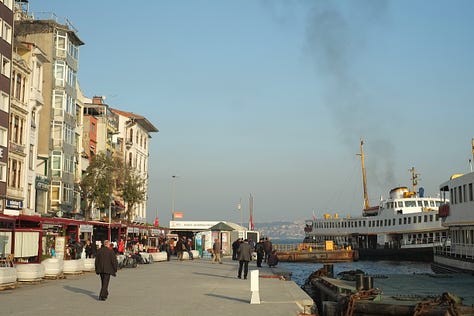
[173,212,183,219]
[153,217,159,227]
[249,194,254,230]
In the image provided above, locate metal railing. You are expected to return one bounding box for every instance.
[434,242,474,260]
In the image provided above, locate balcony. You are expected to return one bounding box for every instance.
[9,141,25,155]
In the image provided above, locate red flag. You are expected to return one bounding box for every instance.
[153,217,159,227]
[249,194,254,230]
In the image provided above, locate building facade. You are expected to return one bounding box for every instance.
[0,0,14,214]
[15,14,84,218]
[112,109,158,223]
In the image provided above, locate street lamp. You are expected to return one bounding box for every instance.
[171,175,179,219]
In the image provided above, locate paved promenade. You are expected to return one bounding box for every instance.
[0,257,314,316]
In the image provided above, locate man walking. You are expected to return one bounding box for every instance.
[212,238,222,264]
[237,239,252,280]
[95,240,118,301]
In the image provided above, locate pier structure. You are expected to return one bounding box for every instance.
[0,257,314,315]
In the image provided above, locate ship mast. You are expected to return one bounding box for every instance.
[357,139,370,210]
[410,167,419,193]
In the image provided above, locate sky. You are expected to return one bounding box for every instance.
[27,1,474,226]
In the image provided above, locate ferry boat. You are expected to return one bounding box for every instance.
[432,168,474,273]
[304,140,447,261]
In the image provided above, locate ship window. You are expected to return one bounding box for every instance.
[424,215,427,222]
[406,201,416,207]
[404,218,407,224]
[363,221,366,227]
[397,210,402,214]
[398,201,404,207]
[418,201,423,207]
[413,217,416,223]
[399,218,402,225]
[424,200,430,207]
[408,217,411,224]
[418,216,421,223]
[430,215,433,222]
[435,214,439,221]
[469,183,473,201]
[463,185,467,203]
[430,201,435,207]
[459,186,463,203]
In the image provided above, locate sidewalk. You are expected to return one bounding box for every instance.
[0,257,314,316]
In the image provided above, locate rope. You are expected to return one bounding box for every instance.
[413,292,460,316]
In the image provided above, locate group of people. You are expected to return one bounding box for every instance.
[213,236,279,280]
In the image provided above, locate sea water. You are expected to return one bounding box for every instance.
[279,260,433,286]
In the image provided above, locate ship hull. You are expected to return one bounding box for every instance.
[276,249,358,263]
[357,246,433,262]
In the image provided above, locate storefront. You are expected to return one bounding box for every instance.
[0,214,15,263]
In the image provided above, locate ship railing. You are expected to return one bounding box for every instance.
[434,242,474,260]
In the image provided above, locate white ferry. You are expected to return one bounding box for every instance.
[304,140,447,261]
[432,168,474,273]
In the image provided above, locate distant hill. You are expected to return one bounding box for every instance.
[254,220,305,241]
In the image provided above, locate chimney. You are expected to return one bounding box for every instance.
[92,96,105,105]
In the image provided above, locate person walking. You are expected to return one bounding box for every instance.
[237,239,252,280]
[255,238,265,267]
[263,237,273,263]
[231,238,241,260]
[212,238,222,264]
[95,240,118,301]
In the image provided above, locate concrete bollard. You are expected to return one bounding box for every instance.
[250,269,260,304]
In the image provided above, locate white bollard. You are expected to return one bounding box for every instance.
[250,269,260,304]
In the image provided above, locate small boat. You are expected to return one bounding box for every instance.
[432,150,474,273]
[304,140,447,261]
[275,241,358,263]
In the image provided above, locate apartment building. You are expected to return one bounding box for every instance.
[111,108,158,223]
[14,13,84,217]
[0,0,14,213]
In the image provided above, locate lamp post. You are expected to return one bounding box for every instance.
[171,175,178,219]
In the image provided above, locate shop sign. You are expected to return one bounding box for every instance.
[6,199,23,209]
[80,224,93,233]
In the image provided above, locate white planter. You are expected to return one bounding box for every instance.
[0,267,17,284]
[83,258,95,272]
[16,264,45,281]
[150,252,168,262]
[182,250,199,260]
[63,259,84,274]
[42,258,64,277]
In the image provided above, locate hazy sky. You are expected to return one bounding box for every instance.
[28,1,474,226]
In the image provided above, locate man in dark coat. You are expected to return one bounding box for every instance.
[255,238,265,267]
[237,239,252,280]
[231,238,241,260]
[95,240,118,301]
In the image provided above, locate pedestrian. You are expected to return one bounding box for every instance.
[237,239,252,280]
[118,239,125,255]
[212,238,222,264]
[255,238,265,267]
[267,249,279,268]
[263,237,272,263]
[84,240,93,258]
[95,240,118,301]
[231,238,241,260]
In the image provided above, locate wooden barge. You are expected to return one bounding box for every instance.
[302,265,474,316]
[275,241,358,263]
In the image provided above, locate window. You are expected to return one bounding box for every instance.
[8,158,22,188]
[0,163,6,182]
[469,183,473,201]
[1,55,11,77]
[52,90,65,116]
[54,61,66,87]
[29,144,34,170]
[51,151,62,177]
[68,41,79,60]
[2,21,12,44]
[459,186,463,203]
[55,31,67,58]
[0,127,7,146]
[0,91,9,111]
